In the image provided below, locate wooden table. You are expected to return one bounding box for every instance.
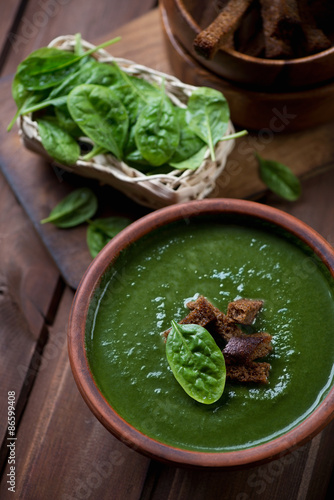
[0,1,333,499]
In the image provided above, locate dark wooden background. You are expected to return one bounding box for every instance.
[0,1,334,499]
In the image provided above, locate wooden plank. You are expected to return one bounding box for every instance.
[0,287,151,500]
[0,170,61,471]
[0,0,23,73]
[1,0,157,76]
[142,425,334,500]
[266,166,334,246]
[1,8,334,291]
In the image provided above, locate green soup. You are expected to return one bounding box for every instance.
[86,216,334,452]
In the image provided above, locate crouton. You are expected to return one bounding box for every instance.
[226,362,271,384]
[163,295,216,339]
[223,332,272,365]
[227,298,264,325]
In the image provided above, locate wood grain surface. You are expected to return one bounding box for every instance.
[1,9,334,288]
[0,1,334,499]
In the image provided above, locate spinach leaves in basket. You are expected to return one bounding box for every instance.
[8,33,245,173]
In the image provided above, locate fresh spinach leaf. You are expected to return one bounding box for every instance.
[16,36,121,91]
[168,107,206,164]
[256,153,301,201]
[7,73,50,130]
[67,84,129,159]
[54,104,83,138]
[169,145,207,170]
[40,187,98,228]
[18,52,86,91]
[87,217,132,257]
[37,118,80,166]
[166,320,226,404]
[49,60,118,99]
[110,67,160,124]
[134,82,179,166]
[21,95,68,115]
[186,87,229,161]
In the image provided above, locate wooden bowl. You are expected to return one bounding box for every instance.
[68,199,334,468]
[162,0,334,90]
[160,2,334,131]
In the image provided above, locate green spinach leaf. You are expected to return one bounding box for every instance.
[87,217,132,257]
[16,37,120,91]
[54,104,83,137]
[67,84,129,159]
[168,107,206,164]
[40,187,98,228]
[169,145,207,170]
[256,153,301,201]
[166,320,226,404]
[134,82,179,166]
[186,87,229,161]
[37,118,80,166]
[49,60,118,99]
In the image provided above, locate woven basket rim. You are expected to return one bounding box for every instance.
[18,34,237,208]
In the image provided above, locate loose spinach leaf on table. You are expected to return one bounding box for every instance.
[40,187,98,228]
[67,84,129,159]
[87,217,132,257]
[186,87,230,161]
[134,82,180,166]
[166,321,226,404]
[256,153,301,201]
[37,118,80,166]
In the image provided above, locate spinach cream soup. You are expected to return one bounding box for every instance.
[86,217,334,452]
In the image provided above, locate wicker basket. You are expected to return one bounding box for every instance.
[19,35,236,209]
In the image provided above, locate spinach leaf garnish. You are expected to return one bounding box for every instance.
[256,153,301,201]
[166,320,226,404]
[40,187,98,228]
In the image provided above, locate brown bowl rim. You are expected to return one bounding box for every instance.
[174,0,334,66]
[68,198,334,468]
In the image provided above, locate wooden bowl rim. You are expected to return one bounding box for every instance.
[174,0,334,67]
[68,198,334,468]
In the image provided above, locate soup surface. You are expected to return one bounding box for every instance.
[86,217,334,452]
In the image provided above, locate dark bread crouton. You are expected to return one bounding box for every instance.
[251,332,273,359]
[163,296,216,339]
[212,311,245,341]
[227,298,264,325]
[223,336,264,365]
[187,297,245,341]
[223,332,273,365]
[226,362,271,384]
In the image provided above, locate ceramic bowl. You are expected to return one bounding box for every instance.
[160,0,334,131]
[68,199,334,468]
[161,0,334,90]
